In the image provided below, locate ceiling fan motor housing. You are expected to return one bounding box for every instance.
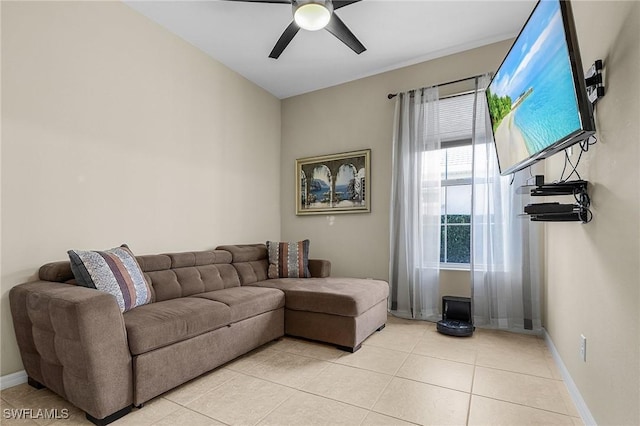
[293,0,334,31]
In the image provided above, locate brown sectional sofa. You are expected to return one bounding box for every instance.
[9,243,389,425]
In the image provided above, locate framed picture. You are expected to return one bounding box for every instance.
[296,149,371,215]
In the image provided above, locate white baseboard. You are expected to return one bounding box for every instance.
[0,370,28,390]
[543,329,597,426]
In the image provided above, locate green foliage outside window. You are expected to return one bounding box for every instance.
[440,214,471,264]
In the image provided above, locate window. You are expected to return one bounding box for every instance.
[437,92,478,266]
[440,143,472,265]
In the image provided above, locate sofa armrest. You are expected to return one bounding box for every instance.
[309,259,331,278]
[9,281,132,420]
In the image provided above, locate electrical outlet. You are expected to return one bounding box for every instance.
[580,334,587,362]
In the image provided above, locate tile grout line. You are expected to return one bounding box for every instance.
[225,366,403,423]
[163,404,233,426]
[365,352,406,417]
[474,363,566,382]
[225,350,281,373]
[466,359,478,425]
[363,355,424,426]
[165,368,308,426]
[228,361,338,399]
[471,394,579,419]
[389,374,472,395]
[470,367,576,417]
[163,368,240,407]
[406,349,477,366]
[361,338,421,354]
[250,386,299,426]
[130,397,182,426]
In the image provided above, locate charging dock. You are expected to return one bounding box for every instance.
[437,296,474,337]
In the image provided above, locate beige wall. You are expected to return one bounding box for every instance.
[543,2,639,425]
[281,40,512,280]
[440,270,471,300]
[1,1,281,376]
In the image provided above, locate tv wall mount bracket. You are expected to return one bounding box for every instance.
[585,59,605,105]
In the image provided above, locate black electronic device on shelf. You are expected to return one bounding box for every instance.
[530,180,588,196]
[524,202,575,214]
[523,176,592,223]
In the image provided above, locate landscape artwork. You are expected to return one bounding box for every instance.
[486,0,582,171]
[296,149,371,215]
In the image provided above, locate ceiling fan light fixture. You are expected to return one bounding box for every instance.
[294,1,332,31]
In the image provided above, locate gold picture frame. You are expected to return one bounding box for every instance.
[296,149,371,215]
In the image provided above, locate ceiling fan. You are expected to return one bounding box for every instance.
[223,0,366,59]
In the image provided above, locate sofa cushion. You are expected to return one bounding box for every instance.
[193,287,285,323]
[123,298,230,355]
[216,244,269,285]
[137,251,241,302]
[248,277,389,317]
[67,245,152,313]
[266,240,311,279]
[39,261,75,283]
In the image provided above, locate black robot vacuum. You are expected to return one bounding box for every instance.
[436,296,475,337]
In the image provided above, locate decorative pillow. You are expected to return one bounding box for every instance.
[68,244,152,313]
[266,240,311,279]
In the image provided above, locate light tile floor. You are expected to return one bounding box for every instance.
[1,316,582,426]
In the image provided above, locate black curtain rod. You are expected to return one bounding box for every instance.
[387,73,485,99]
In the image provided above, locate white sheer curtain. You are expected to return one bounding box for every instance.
[389,88,441,320]
[471,75,542,332]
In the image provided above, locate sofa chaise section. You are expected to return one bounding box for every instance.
[218,243,389,352]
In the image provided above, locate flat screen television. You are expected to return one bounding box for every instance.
[486,0,595,176]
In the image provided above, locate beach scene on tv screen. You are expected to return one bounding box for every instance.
[487,0,582,168]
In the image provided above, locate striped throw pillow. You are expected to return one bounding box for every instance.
[266,240,311,279]
[68,245,152,313]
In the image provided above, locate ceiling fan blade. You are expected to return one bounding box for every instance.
[221,0,290,3]
[269,21,301,59]
[325,14,366,54]
[332,0,362,10]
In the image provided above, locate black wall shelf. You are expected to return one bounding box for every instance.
[522,178,591,223]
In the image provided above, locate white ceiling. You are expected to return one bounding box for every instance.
[125,0,536,99]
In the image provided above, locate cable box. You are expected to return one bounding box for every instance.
[524,202,575,214]
[531,212,586,222]
[530,180,588,196]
